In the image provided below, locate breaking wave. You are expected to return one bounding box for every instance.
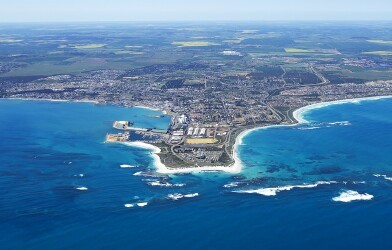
[75,186,88,191]
[374,174,392,181]
[297,126,322,130]
[327,121,351,126]
[296,121,351,130]
[332,190,373,202]
[147,181,185,187]
[120,164,138,168]
[223,182,242,188]
[232,181,338,196]
[167,193,199,201]
[137,202,148,207]
[133,171,162,178]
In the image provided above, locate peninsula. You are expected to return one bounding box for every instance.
[105,80,392,173]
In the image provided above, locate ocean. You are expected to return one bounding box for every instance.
[0,98,391,249]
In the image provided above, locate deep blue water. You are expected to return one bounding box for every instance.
[1,98,392,249]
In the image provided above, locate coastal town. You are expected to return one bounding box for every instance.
[101,72,392,170]
[3,62,392,170]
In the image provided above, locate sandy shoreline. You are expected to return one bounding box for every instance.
[133,105,161,111]
[292,95,392,124]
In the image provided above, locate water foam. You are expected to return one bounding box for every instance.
[223,182,242,188]
[374,174,392,181]
[352,181,366,184]
[76,186,88,191]
[147,181,185,187]
[133,171,161,178]
[233,181,337,196]
[167,193,199,201]
[137,202,148,207]
[332,190,373,202]
[297,126,322,130]
[327,121,351,126]
[120,164,138,168]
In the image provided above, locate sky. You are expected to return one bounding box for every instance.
[0,0,391,22]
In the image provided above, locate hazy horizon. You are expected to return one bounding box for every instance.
[1,0,391,23]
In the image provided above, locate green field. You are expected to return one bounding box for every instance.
[223,38,245,43]
[58,44,106,49]
[285,48,314,53]
[0,39,23,43]
[172,41,219,47]
[362,51,392,56]
[367,40,392,45]
[73,44,106,49]
[124,45,143,48]
[114,50,144,55]
[344,70,392,80]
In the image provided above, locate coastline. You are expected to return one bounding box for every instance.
[3,97,100,104]
[292,95,392,124]
[122,141,242,174]
[133,105,161,112]
[124,95,392,175]
[5,95,392,175]
[230,95,392,174]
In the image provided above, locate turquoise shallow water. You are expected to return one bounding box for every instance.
[0,98,392,249]
[239,99,392,181]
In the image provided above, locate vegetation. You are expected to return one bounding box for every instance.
[367,40,392,45]
[0,39,23,43]
[285,48,313,53]
[362,51,392,56]
[72,44,106,49]
[114,50,144,55]
[171,41,219,47]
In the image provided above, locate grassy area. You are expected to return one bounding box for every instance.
[57,44,106,49]
[223,38,245,43]
[343,70,392,81]
[362,51,392,56]
[73,44,106,49]
[172,41,219,47]
[367,40,392,45]
[0,39,23,43]
[285,48,313,53]
[124,45,143,48]
[1,58,112,77]
[114,50,144,55]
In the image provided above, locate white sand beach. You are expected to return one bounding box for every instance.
[292,95,392,124]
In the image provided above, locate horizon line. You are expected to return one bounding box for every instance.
[1,19,392,24]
